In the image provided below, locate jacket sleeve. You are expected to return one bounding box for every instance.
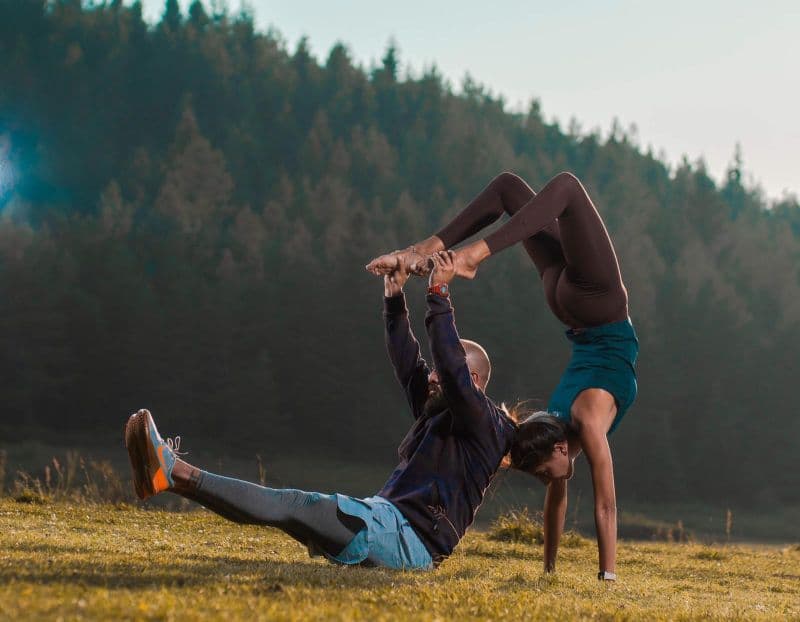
[424,293,489,434]
[384,293,431,419]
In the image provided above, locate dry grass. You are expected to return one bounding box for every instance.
[1,498,798,621]
[7,450,133,506]
[488,507,589,548]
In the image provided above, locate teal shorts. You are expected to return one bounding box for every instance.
[308,494,434,571]
[547,317,639,435]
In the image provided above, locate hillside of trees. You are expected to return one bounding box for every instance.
[1,0,799,509]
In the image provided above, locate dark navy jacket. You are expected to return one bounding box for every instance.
[376,292,517,565]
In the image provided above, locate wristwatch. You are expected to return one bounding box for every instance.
[428,282,450,298]
[598,571,617,581]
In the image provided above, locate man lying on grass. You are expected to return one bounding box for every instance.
[125,252,564,571]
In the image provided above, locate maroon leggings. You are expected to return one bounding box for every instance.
[435,171,628,328]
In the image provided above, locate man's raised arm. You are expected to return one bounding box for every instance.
[383,262,431,419]
[423,251,488,433]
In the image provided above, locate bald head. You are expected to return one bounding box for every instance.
[461,339,491,391]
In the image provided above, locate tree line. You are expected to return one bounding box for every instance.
[1,0,798,508]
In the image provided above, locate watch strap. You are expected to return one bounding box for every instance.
[427,282,450,298]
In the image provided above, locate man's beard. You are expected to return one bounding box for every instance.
[422,385,448,418]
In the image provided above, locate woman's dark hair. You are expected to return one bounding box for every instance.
[507,411,569,472]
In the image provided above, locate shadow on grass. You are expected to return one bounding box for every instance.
[461,544,537,561]
[13,542,95,555]
[445,567,484,580]
[772,572,800,581]
[496,571,559,593]
[4,543,422,590]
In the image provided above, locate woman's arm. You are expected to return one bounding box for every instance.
[580,425,617,574]
[543,478,567,572]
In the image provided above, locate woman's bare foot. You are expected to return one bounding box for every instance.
[365,251,401,276]
[366,248,418,276]
[451,241,489,279]
[451,249,478,279]
[365,236,445,277]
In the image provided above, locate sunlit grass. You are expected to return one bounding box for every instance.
[2,498,798,621]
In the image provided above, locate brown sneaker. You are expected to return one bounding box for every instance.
[124,409,186,500]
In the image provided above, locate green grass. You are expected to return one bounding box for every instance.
[2,499,799,621]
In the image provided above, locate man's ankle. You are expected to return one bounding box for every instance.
[170,459,202,491]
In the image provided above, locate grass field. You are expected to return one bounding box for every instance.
[2,498,798,621]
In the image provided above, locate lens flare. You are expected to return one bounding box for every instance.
[0,136,13,202]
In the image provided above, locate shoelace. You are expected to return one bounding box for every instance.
[166,435,189,456]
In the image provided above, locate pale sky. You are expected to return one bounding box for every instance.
[140,0,800,200]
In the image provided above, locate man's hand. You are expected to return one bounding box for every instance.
[384,257,411,297]
[428,250,457,287]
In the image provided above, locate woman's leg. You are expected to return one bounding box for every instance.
[367,170,627,324]
[458,172,628,326]
[481,173,618,280]
[435,171,565,278]
[170,460,365,557]
[366,171,561,276]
